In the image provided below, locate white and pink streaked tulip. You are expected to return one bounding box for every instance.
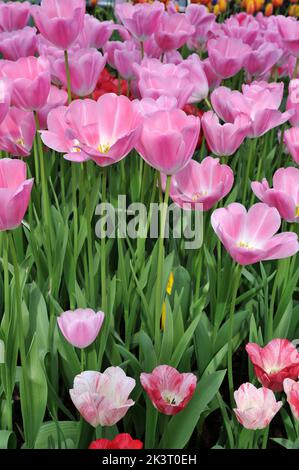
[283,378,299,421]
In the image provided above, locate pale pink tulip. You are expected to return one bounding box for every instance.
[286,79,299,127]
[133,96,178,117]
[234,383,282,430]
[246,339,299,392]
[202,58,221,90]
[0,158,33,231]
[284,127,299,165]
[115,1,164,41]
[211,203,299,265]
[283,378,299,420]
[70,367,135,427]
[57,309,104,349]
[37,85,68,130]
[140,365,197,416]
[76,14,113,49]
[154,12,195,52]
[251,167,299,223]
[276,16,299,57]
[207,37,251,79]
[185,4,215,51]
[221,14,260,46]
[243,43,282,79]
[178,54,208,104]
[0,26,37,61]
[0,78,12,125]
[107,40,141,80]
[0,1,31,32]
[0,107,35,157]
[135,108,200,175]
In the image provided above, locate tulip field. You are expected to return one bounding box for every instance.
[0,0,299,453]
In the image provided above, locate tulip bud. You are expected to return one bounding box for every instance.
[213,4,220,15]
[265,2,273,15]
[219,0,227,11]
[246,0,255,14]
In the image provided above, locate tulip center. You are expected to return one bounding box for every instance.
[162,391,181,406]
[71,139,81,153]
[192,191,207,201]
[16,137,25,147]
[97,142,111,154]
[238,241,254,249]
[296,206,299,218]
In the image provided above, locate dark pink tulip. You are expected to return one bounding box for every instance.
[243,43,283,79]
[115,1,164,41]
[185,4,215,51]
[0,158,33,231]
[0,78,12,125]
[0,26,37,61]
[251,167,299,223]
[211,203,299,266]
[207,37,251,79]
[154,12,195,53]
[284,127,299,165]
[0,56,51,111]
[135,108,200,175]
[0,1,31,32]
[287,80,299,127]
[166,157,234,211]
[32,0,85,50]
[52,48,107,98]
[37,85,68,130]
[201,111,250,157]
[76,14,113,49]
[0,107,35,157]
[140,365,197,416]
[276,15,299,57]
[284,378,299,421]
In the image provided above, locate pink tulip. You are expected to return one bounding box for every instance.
[276,16,299,57]
[0,158,33,231]
[286,80,299,127]
[76,14,113,49]
[246,339,299,392]
[154,12,195,52]
[234,383,282,430]
[32,0,85,50]
[37,85,68,130]
[140,365,197,416]
[52,48,107,97]
[135,108,199,175]
[201,111,250,157]
[0,1,31,32]
[178,54,208,104]
[0,107,35,157]
[185,4,215,51]
[221,14,260,46]
[243,43,282,79]
[115,1,164,41]
[284,127,299,165]
[165,157,233,211]
[207,37,251,79]
[251,167,299,223]
[135,58,194,109]
[0,26,37,61]
[211,202,299,265]
[57,308,104,349]
[109,41,141,81]
[0,78,12,125]
[0,56,51,111]
[133,96,178,116]
[70,367,135,427]
[283,378,299,421]
[202,58,221,91]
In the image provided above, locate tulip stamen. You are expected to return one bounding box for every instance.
[296,206,299,218]
[97,142,111,154]
[238,241,254,249]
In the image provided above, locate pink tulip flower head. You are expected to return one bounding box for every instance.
[37,85,68,130]
[276,16,299,57]
[0,107,35,157]
[135,108,200,175]
[57,308,104,349]
[202,58,221,90]
[115,1,164,41]
[0,1,31,32]
[286,80,299,127]
[251,167,299,223]
[0,78,12,125]
[113,41,141,81]
[243,43,282,79]
[0,56,51,111]
[166,157,234,211]
[234,383,282,430]
[221,14,260,46]
[0,27,37,61]
[32,0,85,50]
[0,158,33,231]
[133,96,178,117]
[201,111,251,157]
[52,48,107,98]
[283,378,299,420]
[70,367,136,427]
[185,4,215,51]
[154,12,195,52]
[207,37,251,79]
[76,14,113,49]
[246,339,299,392]
[140,365,197,415]
[178,54,208,104]
[284,127,299,165]
[211,203,299,265]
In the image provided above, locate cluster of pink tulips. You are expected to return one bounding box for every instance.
[0,0,298,451]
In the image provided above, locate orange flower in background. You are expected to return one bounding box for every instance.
[254,0,264,10]
[213,4,220,14]
[272,0,283,6]
[219,0,227,11]
[265,2,274,14]
[246,0,255,13]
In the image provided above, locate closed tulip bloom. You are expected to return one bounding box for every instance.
[201,111,250,157]
[32,0,85,50]
[0,107,35,157]
[57,308,104,349]
[52,48,107,98]
[133,96,178,117]
[76,14,113,49]
[89,434,143,450]
[246,339,299,392]
[166,157,234,211]
[154,12,195,52]
[284,127,299,165]
[234,383,282,430]
[178,54,209,104]
[37,85,68,130]
[276,16,299,57]
[251,167,299,223]
[185,4,215,51]
[221,14,260,46]
[115,1,164,41]
[207,37,251,79]
[0,78,12,125]
[286,80,299,127]
[113,41,141,80]
[135,108,200,175]
[211,203,299,265]
[0,1,31,32]
[0,56,51,111]
[243,43,283,79]
[70,367,136,427]
[0,27,37,61]
[140,365,197,415]
[202,58,222,91]
[0,158,33,231]
[283,378,299,420]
